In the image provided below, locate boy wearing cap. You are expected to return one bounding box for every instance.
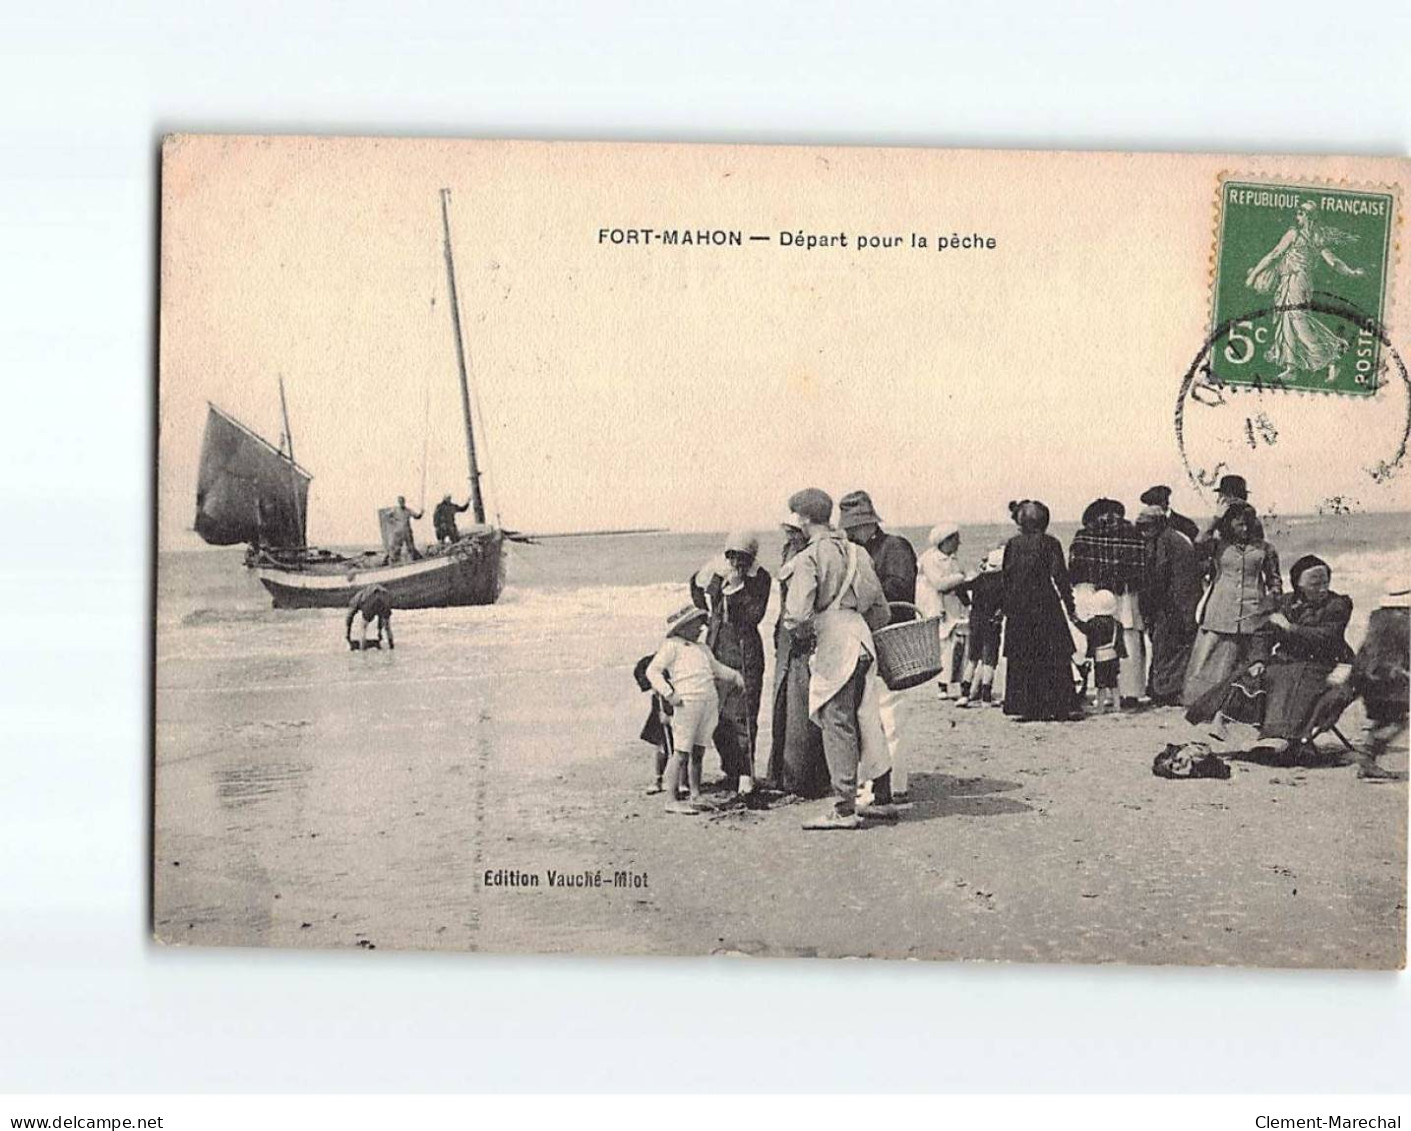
[1139,485,1200,545]
[645,605,747,814]
[780,488,893,829]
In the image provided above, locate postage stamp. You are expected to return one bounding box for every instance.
[1210,178,1397,397]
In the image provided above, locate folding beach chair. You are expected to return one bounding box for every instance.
[1300,684,1358,754]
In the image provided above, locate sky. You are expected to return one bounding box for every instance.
[158,138,1411,548]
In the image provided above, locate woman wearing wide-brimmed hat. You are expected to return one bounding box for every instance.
[689,530,772,791]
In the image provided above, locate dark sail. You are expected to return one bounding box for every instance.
[194,404,312,548]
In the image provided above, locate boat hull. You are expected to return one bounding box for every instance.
[255,531,505,609]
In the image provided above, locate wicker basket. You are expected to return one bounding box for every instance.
[873,602,944,691]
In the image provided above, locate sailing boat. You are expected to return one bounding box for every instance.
[193,189,509,609]
[194,393,312,552]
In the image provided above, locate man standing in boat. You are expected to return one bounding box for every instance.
[346,584,394,651]
[387,496,424,562]
[433,494,472,544]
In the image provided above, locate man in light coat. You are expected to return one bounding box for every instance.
[780,488,894,829]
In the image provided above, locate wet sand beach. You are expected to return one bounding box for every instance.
[154,521,1408,968]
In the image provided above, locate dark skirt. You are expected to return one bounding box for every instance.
[1262,659,1337,740]
[766,642,831,798]
[1146,610,1196,700]
[710,638,765,780]
[1002,609,1077,720]
[1003,649,1078,719]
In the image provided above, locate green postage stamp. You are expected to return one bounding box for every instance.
[1211,178,1397,397]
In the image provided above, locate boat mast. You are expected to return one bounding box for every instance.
[277,375,305,546]
[439,188,486,525]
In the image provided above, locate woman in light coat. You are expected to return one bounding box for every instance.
[1182,502,1282,707]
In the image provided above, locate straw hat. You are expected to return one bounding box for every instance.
[665,604,709,637]
[1090,589,1119,617]
[837,490,882,530]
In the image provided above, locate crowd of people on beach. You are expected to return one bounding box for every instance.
[636,475,1409,829]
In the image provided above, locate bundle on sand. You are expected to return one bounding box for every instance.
[1153,742,1231,780]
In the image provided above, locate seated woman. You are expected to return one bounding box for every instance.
[1246,554,1353,759]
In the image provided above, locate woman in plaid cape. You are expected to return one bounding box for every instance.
[1068,498,1149,704]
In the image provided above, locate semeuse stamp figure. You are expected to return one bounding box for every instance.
[1210,180,1395,396]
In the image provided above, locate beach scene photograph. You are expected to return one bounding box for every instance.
[155,137,1410,967]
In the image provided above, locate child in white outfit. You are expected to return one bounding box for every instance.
[645,604,746,813]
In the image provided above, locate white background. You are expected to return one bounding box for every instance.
[1,0,1408,1093]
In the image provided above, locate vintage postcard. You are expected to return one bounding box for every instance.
[156,137,1409,967]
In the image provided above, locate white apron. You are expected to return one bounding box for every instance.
[807,542,889,782]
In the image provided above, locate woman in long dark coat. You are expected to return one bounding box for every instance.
[765,525,831,798]
[689,532,771,788]
[1002,500,1081,721]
